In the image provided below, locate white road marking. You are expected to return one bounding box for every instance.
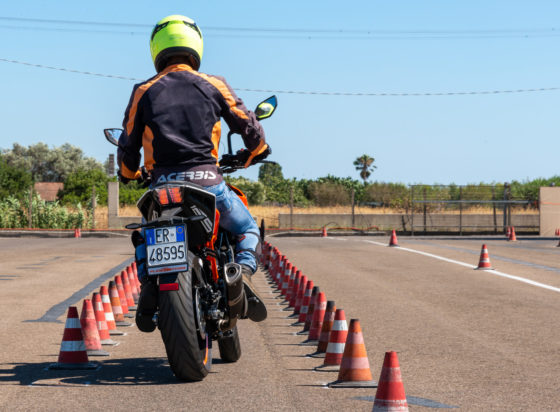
[335,238,560,294]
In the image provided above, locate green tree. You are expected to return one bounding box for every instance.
[353,154,376,184]
[58,168,110,205]
[1,143,102,182]
[0,155,33,200]
[258,162,284,186]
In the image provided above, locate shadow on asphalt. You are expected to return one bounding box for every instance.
[0,357,205,386]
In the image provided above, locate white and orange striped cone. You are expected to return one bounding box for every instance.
[328,319,377,388]
[109,281,132,327]
[48,306,99,370]
[372,351,409,411]
[505,226,511,238]
[475,244,493,270]
[286,267,300,307]
[509,226,517,241]
[283,265,296,305]
[276,257,286,288]
[298,286,319,334]
[127,265,139,303]
[309,300,336,357]
[294,280,314,326]
[120,270,137,310]
[322,226,327,237]
[291,274,307,318]
[80,299,110,357]
[315,308,348,372]
[91,292,119,346]
[389,230,399,247]
[281,262,292,297]
[301,292,327,345]
[100,285,125,335]
[115,275,134,318]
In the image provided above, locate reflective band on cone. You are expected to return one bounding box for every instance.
[48,306,99,370]
[328,319,377,388]
[372,351,409,411]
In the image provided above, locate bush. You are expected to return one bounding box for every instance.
[225,176,266,205]
[59,168,110,205]
[0,155,33,201]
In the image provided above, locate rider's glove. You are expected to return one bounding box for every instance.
[117,169,132,184]
[250,145,271,165]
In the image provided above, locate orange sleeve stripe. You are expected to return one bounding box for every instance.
[125,65,186,135]
[142,125,155,171]
[210,121,221,164]
[244,142,268,168]
[187,69,249,120]
[121,163,142,180]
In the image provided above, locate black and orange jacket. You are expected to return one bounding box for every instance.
[117,63,267,184]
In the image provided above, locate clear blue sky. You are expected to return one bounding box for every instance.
[1,1,559,185]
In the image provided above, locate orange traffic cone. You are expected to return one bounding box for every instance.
[308,300,336,357]
[506,226,511,238]
[298,286,320,334]
[372,351,409,411]
[292,274,308,317]
[127,265,139,303]
[120,270,137,310]
[115,275,133,318]
[475,244,493,270]
[99,285,125,335]
[322,226,328,237]
[389,230,399,247]
[48,306,99,370]
[80,299,109,357]
[91,292,119,346]
[287,267,301,308]
[295,280,314,325]
[109,281,132,327]
[328,319,377,388]
[509,226,517,241]
[315,308,348,371]
[301,292,327,345]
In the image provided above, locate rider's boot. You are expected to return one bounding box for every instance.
[241,265,267,322]
[135,280,158,332]
[132,230,158,332]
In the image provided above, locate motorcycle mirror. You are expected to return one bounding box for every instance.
[104,128,123,146]
[254,95,277,121]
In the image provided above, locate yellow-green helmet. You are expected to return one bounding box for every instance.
[150,15,203,72]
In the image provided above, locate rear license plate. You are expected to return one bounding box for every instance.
[145,225,188,275]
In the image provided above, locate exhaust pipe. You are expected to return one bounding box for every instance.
[219,263,246,331]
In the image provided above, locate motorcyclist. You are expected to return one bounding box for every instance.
[117,14,269,331]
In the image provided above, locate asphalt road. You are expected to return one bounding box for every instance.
[0,235,559,411]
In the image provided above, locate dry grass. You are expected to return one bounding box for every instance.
[90,203,536,229]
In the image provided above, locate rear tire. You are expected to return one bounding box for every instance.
[158,258,212,381]
[218,326,242,363]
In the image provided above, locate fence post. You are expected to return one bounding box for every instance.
[459,186,463,236]
[92,186,96,229]
[410,186,414,236]
[492,186,497,234]
[351,188,355,228]
[289,185,294,230]
[28,186,33,229]
[423,187,427,234]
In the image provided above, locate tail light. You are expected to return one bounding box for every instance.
[156,187,183,205]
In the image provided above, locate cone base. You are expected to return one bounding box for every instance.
[101,339,120,346]
[109,330,126,336]
[389,244,399,247]
[299,339,319,346]
[116,321,133,327]
[314,364,340,372]
[282,306,293,311]
[128,305,137,311]
[307,351,326,358]
[328,379,377,388]
[48,361,100,371]
[124,313,134,318]
[288,313,299,318]
[475,266,493,270]
[291,321,304,326]
[87,349,110,357]
[296,330,309,335]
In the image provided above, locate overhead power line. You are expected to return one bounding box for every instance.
[0,16,559,39]
[1,58,559,97]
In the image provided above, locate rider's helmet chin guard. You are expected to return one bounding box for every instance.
[150,15,204,72]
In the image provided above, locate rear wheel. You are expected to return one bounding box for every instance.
[218,326,242,363]
[158,258,212,381]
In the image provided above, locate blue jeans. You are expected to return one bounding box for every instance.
[205,181,260,273]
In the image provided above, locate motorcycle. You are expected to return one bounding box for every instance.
[103,95,277,381]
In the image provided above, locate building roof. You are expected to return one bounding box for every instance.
[34,182,64,202]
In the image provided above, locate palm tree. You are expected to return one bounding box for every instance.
[353,154,376,184]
